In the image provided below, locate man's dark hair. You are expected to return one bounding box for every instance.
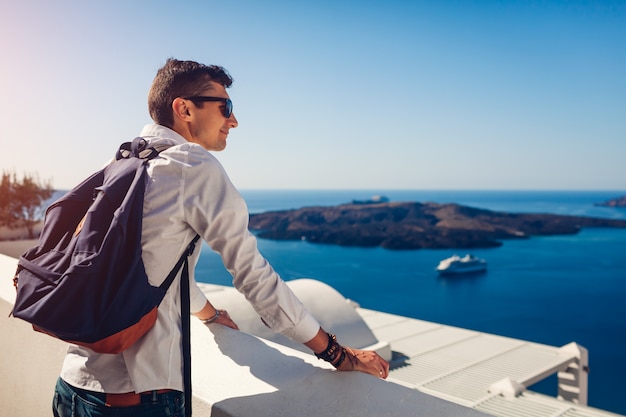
[148,58,233,128]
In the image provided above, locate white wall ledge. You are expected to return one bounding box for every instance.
[192,323,488,417]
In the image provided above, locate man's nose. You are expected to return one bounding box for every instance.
[228,113,238,128]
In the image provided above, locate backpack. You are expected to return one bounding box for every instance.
[11,137,200,354]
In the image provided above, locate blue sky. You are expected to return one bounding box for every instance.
[1,0,624,190]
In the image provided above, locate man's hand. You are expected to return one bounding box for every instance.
[306,329,390,379]
[194,302,239,330]
[211,309,239,330]
[337,347,390,379]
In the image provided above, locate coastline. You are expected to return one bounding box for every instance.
[0,224,41,258]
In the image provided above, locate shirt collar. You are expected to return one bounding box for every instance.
[140,124,188,149]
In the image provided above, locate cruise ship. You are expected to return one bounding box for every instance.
[1,252,623,417]
[437,254,488,275]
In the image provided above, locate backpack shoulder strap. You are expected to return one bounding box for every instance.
[180,234,200,417]
[159,235,201,291]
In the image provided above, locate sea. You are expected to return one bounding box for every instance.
[194,190,626,415]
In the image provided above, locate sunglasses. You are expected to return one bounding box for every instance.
[184,96,233,118]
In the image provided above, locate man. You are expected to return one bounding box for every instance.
[53,58,389,417]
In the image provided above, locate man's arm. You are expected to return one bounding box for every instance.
[195,303,389,379]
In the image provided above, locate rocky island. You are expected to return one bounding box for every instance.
[595,195,626,208]
[248,201,626,250]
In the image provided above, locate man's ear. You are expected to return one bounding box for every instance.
[172,97,192,122]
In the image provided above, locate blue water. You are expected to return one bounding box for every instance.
[195,190,626,415]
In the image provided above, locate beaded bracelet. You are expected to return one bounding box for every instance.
[332,347,348,369]
[315,333,346,368]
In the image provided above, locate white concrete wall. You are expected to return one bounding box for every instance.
[0,254,488,417]
[0,284,67,417]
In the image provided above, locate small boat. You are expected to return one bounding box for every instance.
[351,195,390,205]
[436,254,487,275]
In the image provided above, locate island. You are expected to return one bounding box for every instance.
[248,201,626,250]
[595,195,626,208]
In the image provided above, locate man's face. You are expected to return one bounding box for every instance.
[186,81,238,151]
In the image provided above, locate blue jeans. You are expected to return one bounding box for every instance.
[52,377,185,417]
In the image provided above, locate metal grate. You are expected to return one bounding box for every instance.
[358,308,623,417]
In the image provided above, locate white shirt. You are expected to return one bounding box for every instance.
[60,124,320,393]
